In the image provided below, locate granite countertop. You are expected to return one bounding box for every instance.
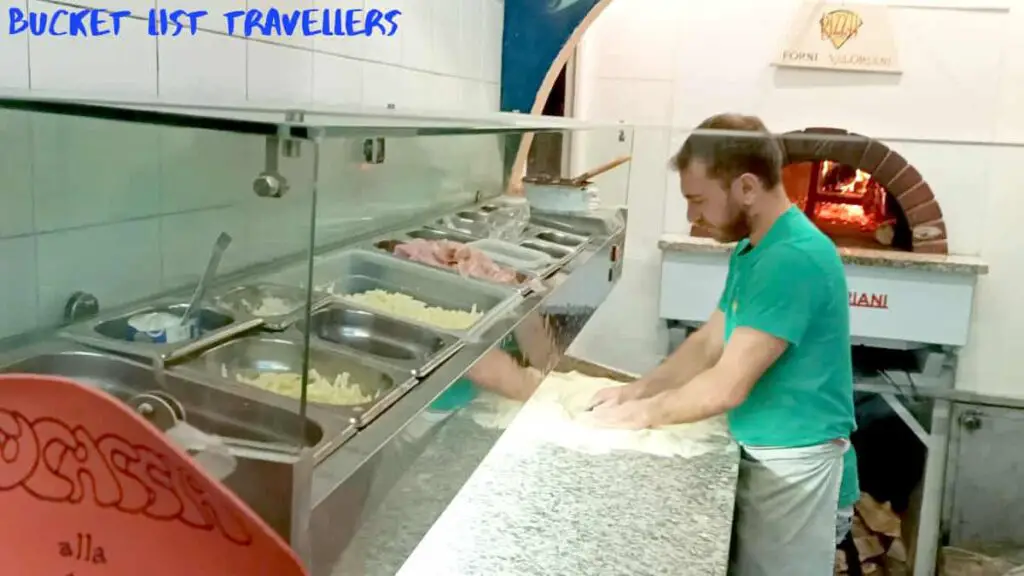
[395,400,739,575]
[658,234,989,275]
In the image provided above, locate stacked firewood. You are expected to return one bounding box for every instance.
[836,493,909,575]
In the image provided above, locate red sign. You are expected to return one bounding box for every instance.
[0,374,309,576]
[849,291,888,309]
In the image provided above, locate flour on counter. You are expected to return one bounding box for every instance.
[510,371,729,459]
[468,391,525,430]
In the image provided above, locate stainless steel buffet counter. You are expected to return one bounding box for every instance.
[0,202,629,575]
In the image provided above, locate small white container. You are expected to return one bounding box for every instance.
[523,182,598,214]
[469,239,554,271]
[127,311,198,344]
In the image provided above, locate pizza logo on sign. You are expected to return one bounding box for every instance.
[819,8,863,50]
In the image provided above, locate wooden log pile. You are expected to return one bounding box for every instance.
[836,493,909,575]
[835,494,1024,575]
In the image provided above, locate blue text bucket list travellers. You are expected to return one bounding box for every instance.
[3,7,402,37]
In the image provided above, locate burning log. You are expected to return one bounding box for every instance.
[784,160,909,251]
[822,162,860,191]
[874,221,895,247]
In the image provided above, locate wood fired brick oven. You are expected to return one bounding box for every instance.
[690,127,948,255]
[659,124,988,348]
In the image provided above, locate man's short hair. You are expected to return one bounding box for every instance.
[671,113,784,189]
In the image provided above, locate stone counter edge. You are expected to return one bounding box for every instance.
[658,235,989,275]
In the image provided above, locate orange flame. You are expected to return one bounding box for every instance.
[814,161,882,231]
[820,160,873,197]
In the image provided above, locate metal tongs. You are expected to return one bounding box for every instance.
[180,232,233,326]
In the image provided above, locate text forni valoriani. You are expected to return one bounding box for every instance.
[5,7,402,37]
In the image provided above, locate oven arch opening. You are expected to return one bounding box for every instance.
[782,160,914,252]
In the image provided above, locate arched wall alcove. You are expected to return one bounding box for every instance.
[502,0,615,191]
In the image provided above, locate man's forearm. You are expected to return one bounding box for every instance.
[511,313,558,372]
[648,365,740,425]
[639,327,721,397]
[465,349,541,402]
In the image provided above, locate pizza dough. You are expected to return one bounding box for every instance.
[484,370,729,459]
[469,391,526,430]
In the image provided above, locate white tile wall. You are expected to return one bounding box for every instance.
[573,0,1024,397]
[32,116,163,233]
[0,238,38,338]
[36,219,163,327]
[0,111,33,239]
[0,0,30,89]
[159,32,248,101]
[0,0,506,340]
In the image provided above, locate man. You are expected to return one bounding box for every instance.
[584,113,859,575]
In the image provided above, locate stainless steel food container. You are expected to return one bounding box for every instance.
[292,302,462,378]
[209,283,334,331]
[364,232,541,293]
[263,248,523,342]
[179,333,417,428]
[405,224,568,277]
[60,297,262,364]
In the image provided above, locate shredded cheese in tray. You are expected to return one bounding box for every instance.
[223,364,376,406]
[338,289,483,331]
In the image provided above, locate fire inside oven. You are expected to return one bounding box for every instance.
[782,161,913,251]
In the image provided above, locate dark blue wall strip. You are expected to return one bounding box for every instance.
[500,0,604,113]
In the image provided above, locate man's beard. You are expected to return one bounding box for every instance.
[706,210,750,244]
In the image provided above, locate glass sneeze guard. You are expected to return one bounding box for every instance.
[0,90,632,463]
[0,88,614,139]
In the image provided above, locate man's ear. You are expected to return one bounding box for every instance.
[733,173,760,205]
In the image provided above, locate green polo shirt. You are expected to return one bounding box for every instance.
[717,206,859,508]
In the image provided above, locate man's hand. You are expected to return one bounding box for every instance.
[580,397,660,430]
[597,327,790,427]
[583,381,646,411]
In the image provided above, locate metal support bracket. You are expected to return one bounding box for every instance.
[253,110,306,198]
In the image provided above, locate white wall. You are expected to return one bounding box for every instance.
[0,0,502,108]
[0,0,505,339]
[571,0,1024,397]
